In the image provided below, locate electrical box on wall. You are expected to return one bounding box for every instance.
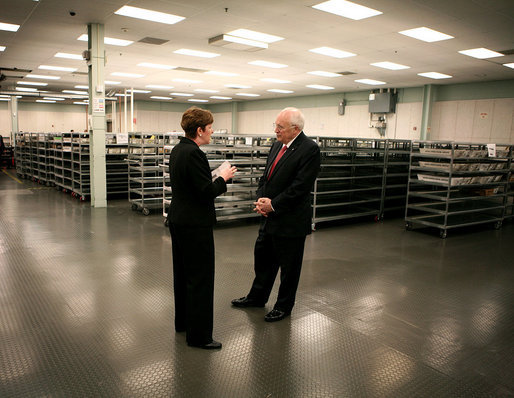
[369,92,396,113]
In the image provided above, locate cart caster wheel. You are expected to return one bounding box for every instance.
[81,196,86,201]
[440,230,447,239]
[164,219,169,227]
[494,221,502,230]
[142,208,150,216]
[311,223,316,231]
[405,222,412,231]
[131,204,138,211]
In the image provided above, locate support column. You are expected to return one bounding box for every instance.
[8,95,18,145]
[420,84,436,140]
[88,23,107,207]
[231,101,238,134]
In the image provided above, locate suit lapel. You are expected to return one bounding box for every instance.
[266,132,305,180]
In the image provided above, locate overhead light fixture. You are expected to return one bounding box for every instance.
[309,47,356,58]
[195,89,219,93]
[458,48,504,59]
[36,100,56,103]
[0,46,5,51]
[146,85,174,90]
[249,60,288,68]
[417,72,452,79]
[0,22,20,32]
[227,29,284,43]
[174,49,220,58]
[111,72,145,78]
[55,52,82,60]
[503,63,514,69]
[224,84,251,89]
[127,89,151,93]
[307,71,342,77]
[209,34,268,51]
[17,81,48,86]
[267,89,294,93]
[137,62,176,70]
[355,79,386,85]
[43,97,65,101]
[0,98,10,101]
[188,99,209,103]
[105,80,121,85]
[236,93,260,97]
[204,71,239,77]
[77,34,133,47]
[210,96,232,100]
[63,90,88,95]
[27,74,61,80]
[150,96,173,100]
[114,5,185,25]
[399,27,454,42]
[170,92,194,96]
[73,102,88,105]
[16,87,38,92]
[371,61,410,70]
[260,78,291,84]
[306,84,334,90]
[75,85,89,89]
[39,65,77,72]
[312,0,382,20]
[173,78,202,84]
[115,93,130,97]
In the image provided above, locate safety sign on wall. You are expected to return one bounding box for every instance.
[93,98,105,113]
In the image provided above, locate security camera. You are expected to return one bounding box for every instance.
[69,11,76,16]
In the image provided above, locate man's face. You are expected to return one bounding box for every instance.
[274,113,299,145]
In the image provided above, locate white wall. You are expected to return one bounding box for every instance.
[133,109,183,133]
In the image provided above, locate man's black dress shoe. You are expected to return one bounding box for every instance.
[231,296,265,308]
[264,309,290,322]
[187,340,222,350]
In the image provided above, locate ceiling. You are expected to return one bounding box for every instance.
[0,0,513,105]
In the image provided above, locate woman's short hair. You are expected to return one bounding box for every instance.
[181,107,214,139]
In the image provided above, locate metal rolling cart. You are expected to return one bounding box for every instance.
[71,132,90,200]
[405,141,512,238]
[503,148,514,221]
[105,134,129,198]
[380,139,411,217]
[15,132,30,178]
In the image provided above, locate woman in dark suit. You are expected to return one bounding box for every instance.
[168,107,236,349]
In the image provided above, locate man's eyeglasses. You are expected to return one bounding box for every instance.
[273,123,296,131]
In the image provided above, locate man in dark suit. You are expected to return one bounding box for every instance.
[231,107,321,322]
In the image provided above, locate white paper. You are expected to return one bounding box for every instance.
[211,161,231,181]
[487,143,496,157]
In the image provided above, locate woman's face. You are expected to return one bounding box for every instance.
[197,123,213,146]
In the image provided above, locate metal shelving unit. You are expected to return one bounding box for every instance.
[405,141,512,238]
[381,139,411,216]
[505,154,514,221]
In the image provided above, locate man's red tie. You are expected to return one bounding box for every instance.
[267,145,287,180]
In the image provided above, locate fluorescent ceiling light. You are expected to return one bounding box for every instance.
[0,46,5,51]
[62,90,88,95]
[128,89,151,93]
[249,60,288,68]
[355,79,386,85]
[503,63,514,69]
[36,100,56,103]
[306,84,334,90]
[137,62,176,70]
[77,34,133,47]
[16,87,38,92]
[75,85,88,89]
[458,48,504,59]
[105,81,121,85]
[17,81,48,86]
[43,97,65,101]
[205,71,239,77]
[213,34,268,49]
[0,22,20,32]
[55,52,82,60]
[170,92,194,97]
[225,84,251,89]
[267,89,294,93]
[307,71,342,77]
[39,65,77,72]
[115,5,185,25]
[309,47,356,58]
[210,96,232,100]
[115,93,130,97]
[174,49,220,58]
[195,89,219,93]
[399,27,454,42]
[312,0,382,20]
[0,98,10,101]
[73,102,88,105]
[173,78,202,84]
[417,72,452,79]
[260,78,291,84]
[27,74,60,80]
[371,61,410,70]
[188,99,209,103]
[146,85,174,90]
[227,29,284,43]
[236,93,260,97]
[111,72,145,78]
[150,96,173,100]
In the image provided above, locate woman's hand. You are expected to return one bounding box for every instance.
[221,166,237,182]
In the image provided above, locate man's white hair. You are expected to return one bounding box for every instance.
[281,107,305,131]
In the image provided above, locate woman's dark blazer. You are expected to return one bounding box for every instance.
[168,137,227,227]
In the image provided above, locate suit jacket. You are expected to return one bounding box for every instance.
[168,137,227,227]
[257,132,321,237]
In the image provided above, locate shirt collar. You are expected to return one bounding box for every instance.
[284,131,301,149]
